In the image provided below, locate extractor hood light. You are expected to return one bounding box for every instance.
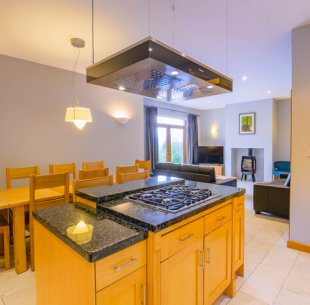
[207,85,214,89]
[118,85,126,91]
[171,70,179,76]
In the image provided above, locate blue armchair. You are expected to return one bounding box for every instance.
[272,161,290,179]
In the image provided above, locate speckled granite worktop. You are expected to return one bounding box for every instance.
[33,204,147,262]
[97,181,245,232]
[76,176,184,204]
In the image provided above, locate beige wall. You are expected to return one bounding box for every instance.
[290,24,310,244]
[0,54,144,188]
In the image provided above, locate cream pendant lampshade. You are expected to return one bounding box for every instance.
[65,38,92,130]
[65,107,93,130]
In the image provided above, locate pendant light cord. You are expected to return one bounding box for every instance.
[72,47,80,107]
[92,0,95,64]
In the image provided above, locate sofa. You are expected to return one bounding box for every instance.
[253,176,290,218]
[153,162,237,187]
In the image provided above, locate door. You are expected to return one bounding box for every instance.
[96,267,146,305]
[204,221,232,305]
[161,240,204,305]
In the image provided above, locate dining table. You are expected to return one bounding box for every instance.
[0,185,73,274]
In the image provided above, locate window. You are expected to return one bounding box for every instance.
[157,116,186,163]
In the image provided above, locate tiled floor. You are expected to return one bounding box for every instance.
[0,180,309,305]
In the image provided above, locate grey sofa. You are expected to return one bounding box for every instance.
[153,163,237,187]
[253,179,290,219]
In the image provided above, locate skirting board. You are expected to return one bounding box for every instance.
[287,240,310,254]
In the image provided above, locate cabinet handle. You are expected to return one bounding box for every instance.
[179,233,193,242]
[206,248,211,264]
[216,216,226,222]
[199,250,205,268]
[141,284,146,305]
[114,258,137,272]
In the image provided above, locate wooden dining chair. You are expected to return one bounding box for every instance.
[135,160,151,178]
[49,163,76,180]
[0,215,10,269]
[115,165,148,184]
[29,172,70,271]
[82,161,105,171]
[78,168,109,180]
[6,166,40,188]
[72,175,114,202]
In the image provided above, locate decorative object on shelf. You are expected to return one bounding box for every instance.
[65,37,93,130]
[239,112,255,134]
[67,220,93,244]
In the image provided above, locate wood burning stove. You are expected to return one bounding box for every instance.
[241,149,256,182]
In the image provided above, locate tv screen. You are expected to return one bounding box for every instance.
[193,146,224,164]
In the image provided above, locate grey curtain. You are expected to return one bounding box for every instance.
[145,106,158,170]
[187,114,198,164]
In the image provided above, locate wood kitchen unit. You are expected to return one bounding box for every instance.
[33,179,244,305]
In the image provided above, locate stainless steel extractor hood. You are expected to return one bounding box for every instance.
[86,37,233,102]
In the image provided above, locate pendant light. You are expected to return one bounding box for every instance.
[65,38,93,130]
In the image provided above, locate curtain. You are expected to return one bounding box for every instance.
[145,106,158,170]
[187,114,198,164]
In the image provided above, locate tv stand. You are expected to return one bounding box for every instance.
[199,163,224,176]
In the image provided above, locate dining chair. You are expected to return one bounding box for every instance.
[0,215,10,269]
[135,160,151,178]
[82,161,105,171]
[72,175,114,202]
[49,163,76,180]
[6,166,40,189]
[115,165,147,184]
[78,168,109,180]
[29,172,70,271]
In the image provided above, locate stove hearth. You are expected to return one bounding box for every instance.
[126,185,220,213]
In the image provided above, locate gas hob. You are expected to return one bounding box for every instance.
[126,185,220,213]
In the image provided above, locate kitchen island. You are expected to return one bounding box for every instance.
[33,177,245,305]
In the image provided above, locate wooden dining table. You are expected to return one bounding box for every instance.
[0,185,73,274]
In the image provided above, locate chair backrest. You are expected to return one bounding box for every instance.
[115,165,139,183]
[117,171,147,184]
[82,161,105,171]
[73,175,114,202]
[135,160,151,178]
[274,161,290,172]
[29,172,70,213]
[6,166,40,189]
[49,163,77,179]
[78,168,109,180]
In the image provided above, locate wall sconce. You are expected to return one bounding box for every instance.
[211,124,219,139]
[114,112,129,125]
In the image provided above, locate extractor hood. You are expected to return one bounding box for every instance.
[86,37,233,102]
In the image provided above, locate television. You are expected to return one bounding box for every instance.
[193,146,224,164]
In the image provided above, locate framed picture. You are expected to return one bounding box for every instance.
[239,112,255,134]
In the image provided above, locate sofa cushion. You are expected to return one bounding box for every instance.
[180,164,200,173]
[155,162,181,171]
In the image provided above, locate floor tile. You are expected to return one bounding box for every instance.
[274,288,310,305]
[240,264,288,304]
[284,252,310,298]
[2,284,36,305]
[227,291,268,305]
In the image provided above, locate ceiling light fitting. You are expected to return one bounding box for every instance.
[65,38,92,130]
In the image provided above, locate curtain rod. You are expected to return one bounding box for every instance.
[144,105,200,117]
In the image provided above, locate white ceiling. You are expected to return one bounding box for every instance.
[1,0,310,110]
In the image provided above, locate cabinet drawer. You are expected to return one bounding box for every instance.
[234,196,244,214]
[204,204,232,235]
[160,218,204,261]
[95,241,146,292]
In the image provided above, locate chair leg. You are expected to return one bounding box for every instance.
[30,225,35,271]
[3,227,10,269]
[252,174,256,182]
[241,174,244,181]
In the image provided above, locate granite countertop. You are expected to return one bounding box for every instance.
[33,204,147,262]
[97,181,245,232]
[76,176,184,204]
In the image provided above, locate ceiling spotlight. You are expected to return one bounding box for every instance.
[266,90,271,94]
[181,53,186,57]
[241,76,248,81]
[118,85,126,91]
[149,48,153,51]
[157,95,163,100]
[171,71,179,76]
[207,85,214,89]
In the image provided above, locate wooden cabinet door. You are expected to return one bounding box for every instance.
[96,266,146,305]
[204,221,232,305]
[233,207,244,272]
[161,239,204,305]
